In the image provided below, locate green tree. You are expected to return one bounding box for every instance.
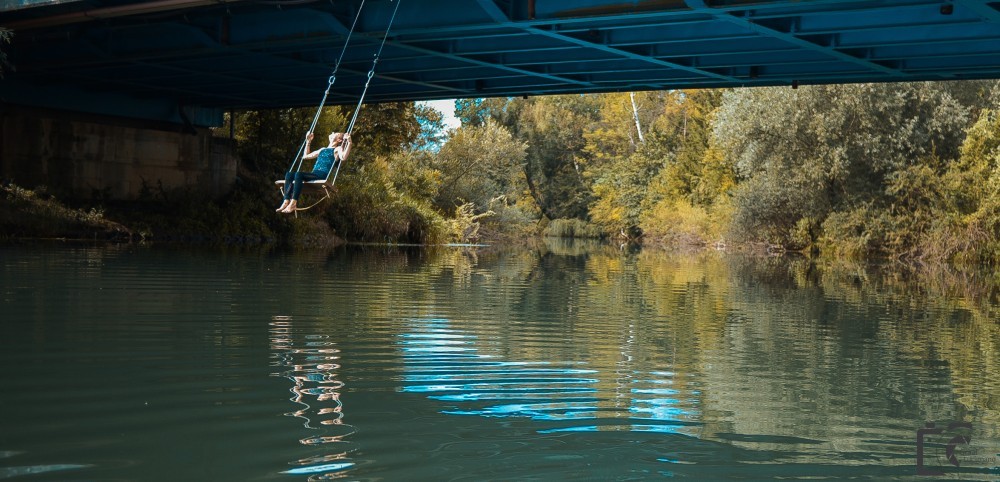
[940,107,1000,262]
[433,119,527,213]
[511,95,600,220]
[229,107,347,174]
[414,103,446,151]
[584,90,727,240]
[455,97,513,127]
[348,102,422,159]
[715,82,971,249]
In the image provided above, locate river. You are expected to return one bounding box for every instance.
[1,242,998,480]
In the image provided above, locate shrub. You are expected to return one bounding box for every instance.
[640,199,716,247]
[543,218,604,239]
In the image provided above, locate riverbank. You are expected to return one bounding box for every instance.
[1,182,343,247]
[1,183,131,241]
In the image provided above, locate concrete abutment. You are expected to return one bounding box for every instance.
[1,105,238,199]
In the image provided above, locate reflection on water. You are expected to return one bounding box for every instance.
[1,242,1000,480]
[400,318,700,435]
[270,316,356,479]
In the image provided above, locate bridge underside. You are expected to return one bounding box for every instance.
[2,0,1000,126]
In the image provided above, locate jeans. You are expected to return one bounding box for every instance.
[282,170,327,201]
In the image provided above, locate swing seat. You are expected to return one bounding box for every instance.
[275,178,335,216]
[274,179,330,187]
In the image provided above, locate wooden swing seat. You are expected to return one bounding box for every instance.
[275,179,334,216]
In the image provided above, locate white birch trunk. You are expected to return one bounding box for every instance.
[629,92,645,144]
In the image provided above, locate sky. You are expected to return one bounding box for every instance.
[418,99,461,130]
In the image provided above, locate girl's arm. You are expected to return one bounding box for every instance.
[302,132,321,159]
[338,134,353,161]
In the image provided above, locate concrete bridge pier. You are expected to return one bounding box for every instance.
[1,105,238,200]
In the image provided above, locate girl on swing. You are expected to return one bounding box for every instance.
[276,131,352,213]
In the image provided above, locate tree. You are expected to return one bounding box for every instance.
[455,97,512,127]
[348,102,422,159]
[511,95,601,220]
[714,82,972,248]
[228,106,347,174]
[413,103,446,151]
[433,120,527,212]
[584,90,726,238]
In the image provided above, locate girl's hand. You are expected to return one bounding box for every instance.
[306,132,314,142]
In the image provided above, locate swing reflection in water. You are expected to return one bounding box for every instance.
[269,316,358,478]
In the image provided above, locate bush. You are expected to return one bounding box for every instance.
[641,199,717,247]
[543,218,604,239]
[1,183,130,240]
[325,158,451,244]
[477,195,539,242]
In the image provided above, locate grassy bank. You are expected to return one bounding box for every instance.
[1,178,343,247]
[1,184,131,241]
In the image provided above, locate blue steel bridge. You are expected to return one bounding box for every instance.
[2,0,1000,126]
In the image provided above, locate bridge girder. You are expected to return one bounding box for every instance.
[2,0,999,125]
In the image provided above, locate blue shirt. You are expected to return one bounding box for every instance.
[312,148,339,176]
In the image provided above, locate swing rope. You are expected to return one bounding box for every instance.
[286,0,367,174]
[279,0,402,215]
[326,0,402,188]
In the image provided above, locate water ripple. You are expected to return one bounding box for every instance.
[269,318,356,479]
[399,317,700,435]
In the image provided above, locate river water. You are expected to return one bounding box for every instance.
[1,242,999,480]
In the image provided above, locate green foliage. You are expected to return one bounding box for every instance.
[585,90,730,240]
[477,195,540,241]
[641,198,731,248]
[388,149,441,203]
[645,89,725,204]
[455,97,513,127]
[414,103,446,150]
[225,106,347,173]
[716,82,974,249]
[543,218,604,239]
[583,92,666,234]
[351,102,422,157]
[324,157,451,244]
[589,147,664,235]
[112,170,315,244]
[433,120,527,213]
[510,95,601,220]
[448,202,493,243]
[0,183,129,240]
[941,108,1000,263]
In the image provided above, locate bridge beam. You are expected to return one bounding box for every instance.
[952,0,1000,23]
[476,0,740,85]
[683,0,909,80]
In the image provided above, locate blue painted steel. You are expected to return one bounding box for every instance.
[1,0,999,126]
[0,0,82,13]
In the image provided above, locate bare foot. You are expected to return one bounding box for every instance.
[281,201,298,213]
[276,200,290,212]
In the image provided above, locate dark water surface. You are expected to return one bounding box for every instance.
[2,242,999,480]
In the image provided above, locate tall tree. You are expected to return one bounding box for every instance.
[413,103,446,151]
[455,97,512,127]
[433,120,527,212]
[714,82,972,248]
[511,95,601,220]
